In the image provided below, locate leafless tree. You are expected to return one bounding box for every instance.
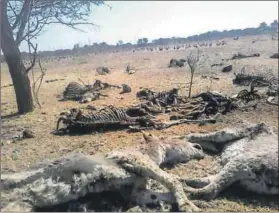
[26,38,45,109]
[1,0,107,114]
[186,49,200,98]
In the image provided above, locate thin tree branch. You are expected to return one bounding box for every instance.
[25,40,38,74]
[7,0,105,48]
[45,18,100,32]
[7,1,19,29]
[26,17,45,109]
[15,0,33,46]
[34,57,45,109]
[186,48,201,97]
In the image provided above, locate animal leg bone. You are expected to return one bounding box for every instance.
[186,123,267,145]
[107,152,201,212]
[183,161,251,200]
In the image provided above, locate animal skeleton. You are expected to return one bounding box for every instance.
[236,80,261,103]
[56,106,139,133]
[187,92,236,118]
[62,81,93,101]
[61,80,120,103]
[55,106,217,134]
[233,66,278,87]
[136,88,182,107]
[92,80,121,91]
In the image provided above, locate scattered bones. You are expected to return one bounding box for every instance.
[59,83,270,134]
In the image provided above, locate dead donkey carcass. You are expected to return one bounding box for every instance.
[169,59,186,68]
[55,106,215,134]
[96,66,110,75]
[233,66,278,104]
[231,52,260,60]
[79,91,108,104]
[92,80,122,91]
[1,131,203,212]
[232,66,278,87]
[61,81,92,101]
[135,88,188,115]
[171,92,237,120]
[192,92,236,116]
[178,88,264,121]
[61,81,110,104]
[55,106,140,134]
[136,88,184,107]
[55,106,164,134]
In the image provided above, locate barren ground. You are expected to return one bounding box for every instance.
[1,35,278,211]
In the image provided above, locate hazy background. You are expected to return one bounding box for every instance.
[19,1,278,51]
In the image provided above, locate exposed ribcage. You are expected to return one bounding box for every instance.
[75,106,136,125]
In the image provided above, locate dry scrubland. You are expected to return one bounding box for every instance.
[1,35,278,211]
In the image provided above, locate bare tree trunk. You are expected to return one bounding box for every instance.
[1,0,34,114]
[188,72,194,98]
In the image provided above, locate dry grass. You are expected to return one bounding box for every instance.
[1,35,278,211]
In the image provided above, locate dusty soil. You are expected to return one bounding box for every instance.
[1,35,278,211]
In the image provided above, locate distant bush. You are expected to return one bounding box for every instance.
[1,20,276,62]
